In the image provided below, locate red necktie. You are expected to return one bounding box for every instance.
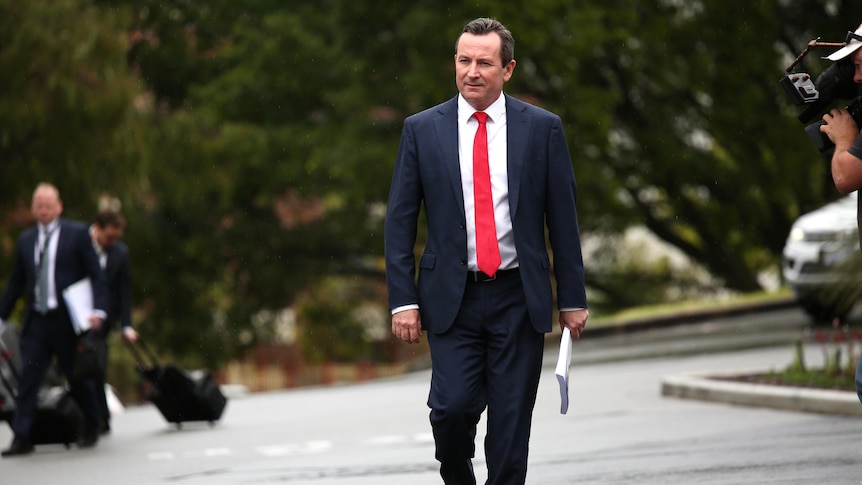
[472,111,501,277]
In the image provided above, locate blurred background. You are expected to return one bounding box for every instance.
[2,0,862,402]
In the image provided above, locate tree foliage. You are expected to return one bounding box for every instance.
[3,0,862,366]
[0,0,140,210]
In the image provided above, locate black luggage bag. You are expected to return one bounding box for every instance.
[0,329,84,448]
[27,387,84,447]
[129,340,227,428]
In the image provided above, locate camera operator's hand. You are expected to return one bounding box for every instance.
[821,107,862,193]
[820,108,860,148]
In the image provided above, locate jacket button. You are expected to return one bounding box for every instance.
[460,258,466,265]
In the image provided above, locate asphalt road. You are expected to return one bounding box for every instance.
[1,305,860,484]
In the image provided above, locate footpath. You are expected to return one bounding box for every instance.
[543,295,862,417]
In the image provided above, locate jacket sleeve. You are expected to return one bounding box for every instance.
[544,115,588,310]
[384,117,423,311]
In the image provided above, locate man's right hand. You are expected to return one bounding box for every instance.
[392,309,422,344]
[820,108,860,149]
[123,327,139,343]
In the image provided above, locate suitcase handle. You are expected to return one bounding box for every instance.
[125,337,161,369]
[0,332,19,397]
[0,333,19,380]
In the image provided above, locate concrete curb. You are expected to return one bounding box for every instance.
[661,369,862,417]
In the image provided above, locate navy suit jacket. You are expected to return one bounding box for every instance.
[0,218,108,332]
[97,240,132,337]
[384,94,587,334]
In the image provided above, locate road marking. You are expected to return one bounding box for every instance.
[147,434,430,462]
[256,440,332,457]
[364,433,434,446]
[366,435,408,445]
[204,447,232,457]
[148,451,175,461]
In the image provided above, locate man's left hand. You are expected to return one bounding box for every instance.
[560,309,589,339]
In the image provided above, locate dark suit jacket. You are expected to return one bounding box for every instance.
[97,240,132,337]
[384,94,587,334]
[0,218,108,332]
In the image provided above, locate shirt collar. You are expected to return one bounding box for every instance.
[458,93,506,124]
[89,225,104,254]
[41,219,59,235]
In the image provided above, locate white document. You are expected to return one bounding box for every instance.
[555,328,573,414]
[62,277,92,335]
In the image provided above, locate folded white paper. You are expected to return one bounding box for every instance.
[555,328,573,414]
[62,278,92,335]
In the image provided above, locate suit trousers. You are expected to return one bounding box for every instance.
[427,271,544,485]
[13,311,101,440]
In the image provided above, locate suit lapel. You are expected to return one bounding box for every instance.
[506,95,530,222]
[433,97,466,222]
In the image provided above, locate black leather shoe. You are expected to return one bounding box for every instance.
[78,429,99,449]
[1,439,34,457]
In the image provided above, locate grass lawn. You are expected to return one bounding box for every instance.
[725,369,857,392]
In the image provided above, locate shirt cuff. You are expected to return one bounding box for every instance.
[391,304,419,315]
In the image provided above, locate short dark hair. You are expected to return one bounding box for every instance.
[95,209,126,230]
[458,17,515,66]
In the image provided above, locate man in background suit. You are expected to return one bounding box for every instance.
[0,183,108,456]
[384,18,589,484]
[90,209,138,434]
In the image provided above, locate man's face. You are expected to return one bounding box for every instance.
[95,224,123,249]
[454,32,515,111]
[31,187,63,226]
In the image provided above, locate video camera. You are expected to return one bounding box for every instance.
[781,34,862,155]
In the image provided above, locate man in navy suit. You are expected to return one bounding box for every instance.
[90,209,138,434]
[0,183,108,456]
[384,18,589,484]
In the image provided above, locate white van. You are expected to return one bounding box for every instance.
[782,192,859,322]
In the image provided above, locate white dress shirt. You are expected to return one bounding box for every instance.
[35,220,60,312]
[457,93,518,273]
[90,225,108,269]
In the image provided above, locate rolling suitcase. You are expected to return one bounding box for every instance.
[26,387,84,447]
[0,331,84,448]
[129,340,227,428]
